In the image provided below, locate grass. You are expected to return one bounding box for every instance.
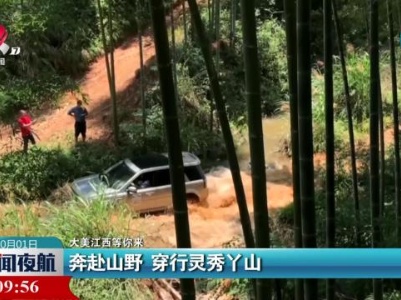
[0,196,135,243]
[0,196,155,298]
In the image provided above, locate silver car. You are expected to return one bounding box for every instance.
[70,152,209,213]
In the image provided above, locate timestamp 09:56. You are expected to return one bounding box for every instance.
[0,279,39,295]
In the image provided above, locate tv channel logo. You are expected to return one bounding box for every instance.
[0,24,21,65]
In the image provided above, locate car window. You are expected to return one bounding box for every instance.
[132,169,171,188]
[131,166,204,189]
[152,169,171,187]
[105,161,136,190]
[184,166,203,181]
[133,173,153,189]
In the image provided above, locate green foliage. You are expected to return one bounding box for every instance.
[0,195,131,241]
[0,0,149,125]
[313,52,371,123]
[259,0,399,55]
[119,43,242,157]
[276,160,373,248]
[0,113,232,202]
[0,195,151,298]
[0,76,77,123]
[119,7,287,166]
[311,51,399,152]
[256,19,288,114]
[226,279,250,297]
[193,9,288,117]
[0,145,120,202]
[120,106,167,153]
[2,0,98,78]
[1,0,143,76]
[274,148,401,299]
[41,197,133,243]
[119,102,225,156]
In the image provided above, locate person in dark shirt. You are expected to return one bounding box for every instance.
[68,100,88,143]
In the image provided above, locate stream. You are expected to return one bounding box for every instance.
[237,114,291,169]
[207,113,292,178]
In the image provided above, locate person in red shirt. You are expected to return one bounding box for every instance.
[17,110,36,153]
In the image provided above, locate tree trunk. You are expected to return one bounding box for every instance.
[369,0,383,298]
[170,0,179,106]
[378,76,385,217]
[149,0,195,299]
[214,0,220,50]
[107,0,119,145]
[239,1,271,299]
[396,0,401,30]
[210,0,221,133]
[185,3,256,297]
[324,0,335,299]
[283,0,303,299]
[386,0,401,246]
[137,0,147,152]
[182,0,188,43]
[210,0,214,36]
[332,0,360,246]
[208,0,212,37]
[229,0,237,48]
[97,0,119,145]
[296,0,318,298]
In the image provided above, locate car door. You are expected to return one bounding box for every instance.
[123,183,146,212]
[144,168,173,212]
[124,169,172,213]
[123,172,153,213]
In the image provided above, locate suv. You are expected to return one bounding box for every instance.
[71,152,208,213]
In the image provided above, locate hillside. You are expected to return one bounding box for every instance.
[0,36,155,152]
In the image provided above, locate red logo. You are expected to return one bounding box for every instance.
[0,25,8,46]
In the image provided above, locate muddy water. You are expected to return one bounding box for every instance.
[130,115,294,249]
[236,114,291,170]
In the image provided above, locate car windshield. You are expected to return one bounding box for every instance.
[103,161,136,190]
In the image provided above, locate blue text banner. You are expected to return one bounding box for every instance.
[63,248,401,279]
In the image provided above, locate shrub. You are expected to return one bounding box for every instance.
[41,197,133,244]
[0,145,120,202]
[190,9,288,117]
[257,19,288,114]
[311,52,398,152]
[119,104,225,157]
[0,195,151,299]
[312,53,367,127]
[0,76,77,123]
